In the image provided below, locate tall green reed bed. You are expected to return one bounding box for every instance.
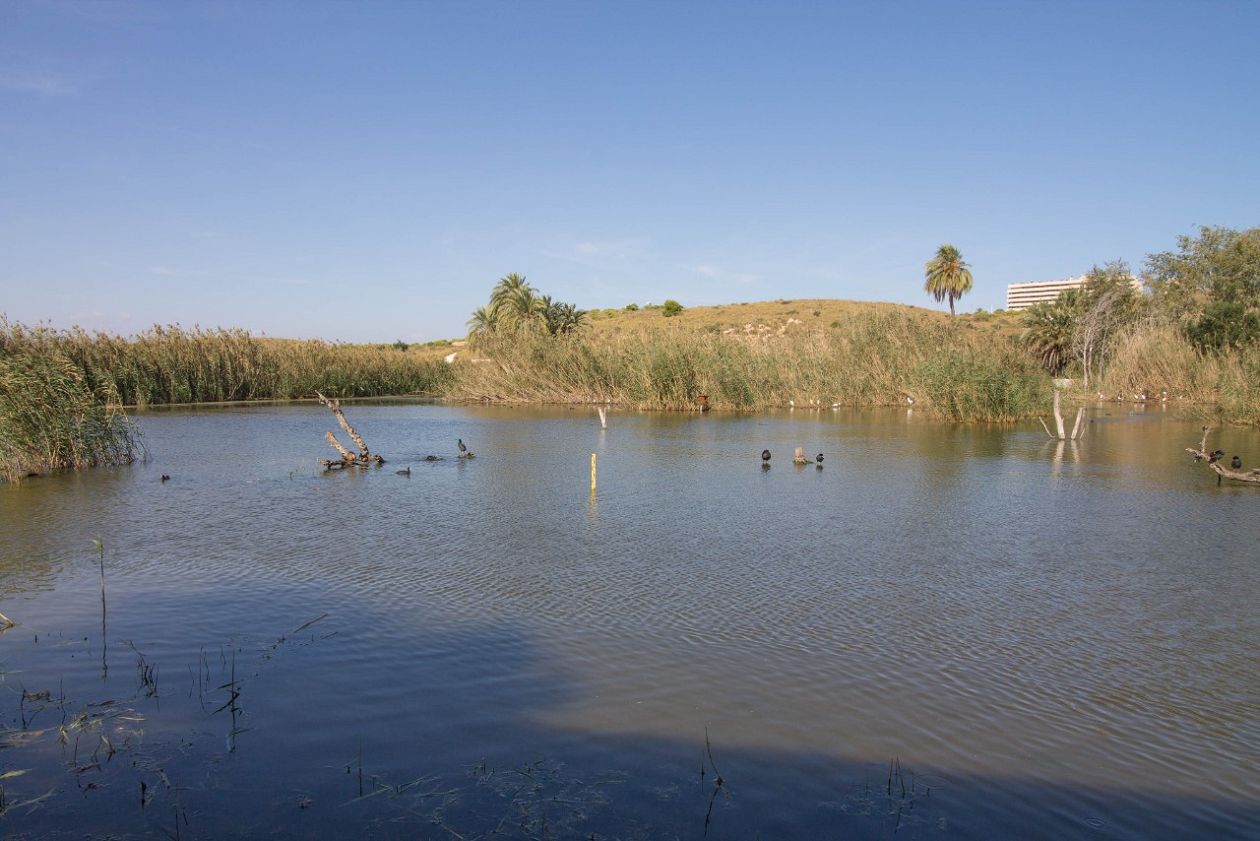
[1,321,455,406]
[1,318,456,480]
[0,338,139,482]
[453,310,1051,422]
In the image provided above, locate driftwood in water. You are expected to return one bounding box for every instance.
[1039,391,1085,441]
[316,392,384,469]
[792,446,813,465]
[1185,426,1260,484]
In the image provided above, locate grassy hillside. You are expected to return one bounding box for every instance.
[585,297,1024,339]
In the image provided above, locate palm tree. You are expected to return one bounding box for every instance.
[1020,300,1075,375]
[490,273,533,313]
[466,305,498,338]
[542,300,588,335]
[488,273,544,328]
[924,245,973,316]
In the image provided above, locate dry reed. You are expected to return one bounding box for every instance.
[452,310,1050,422]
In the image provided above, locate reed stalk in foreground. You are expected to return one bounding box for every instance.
[93,537,108,679]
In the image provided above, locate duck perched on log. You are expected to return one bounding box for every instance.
[1185,428,1260,485]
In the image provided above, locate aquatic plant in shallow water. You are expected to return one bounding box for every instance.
[0,337,140,482]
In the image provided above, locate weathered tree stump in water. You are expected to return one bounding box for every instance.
[1185,427,1260,485]
[316,392,385,470]
[1038,391,1085,441]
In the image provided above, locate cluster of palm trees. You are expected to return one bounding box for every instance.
[467,273,588,340]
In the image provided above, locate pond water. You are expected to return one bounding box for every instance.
[1,401,1257,839]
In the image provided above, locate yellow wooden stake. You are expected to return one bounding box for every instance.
[590,453,597,491]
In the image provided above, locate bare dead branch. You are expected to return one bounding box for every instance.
[316,392,384,469]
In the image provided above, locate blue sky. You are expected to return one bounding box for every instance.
[2,1,1258,342]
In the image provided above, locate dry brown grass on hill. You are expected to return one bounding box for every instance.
[585,298,1024,340]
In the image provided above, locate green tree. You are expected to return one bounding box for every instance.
[1146,226,1260,350]
[1070,261,1144,387]
[661,299,684,317]
[924,245,973,316]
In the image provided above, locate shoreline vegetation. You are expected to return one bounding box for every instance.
[3,226,1257,481]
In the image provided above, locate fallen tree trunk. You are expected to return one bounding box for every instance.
[316,392,384,469]
[1185,426,1260,484]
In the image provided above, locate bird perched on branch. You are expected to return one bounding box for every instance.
[458,438,467,454]
[1208,450,1225,464]
[1231,455,1242,470]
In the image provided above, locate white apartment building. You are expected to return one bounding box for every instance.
[1005,276,1089,311]
[1005,275,1142,311]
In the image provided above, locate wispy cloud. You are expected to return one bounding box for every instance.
[540,238,650,264]
[0,70,79,96]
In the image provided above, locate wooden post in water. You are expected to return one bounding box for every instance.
[590,453,597,491]
[597,406,607,429]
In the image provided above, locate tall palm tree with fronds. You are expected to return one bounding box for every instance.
[924,245,974,316]
[489,273,543,328]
